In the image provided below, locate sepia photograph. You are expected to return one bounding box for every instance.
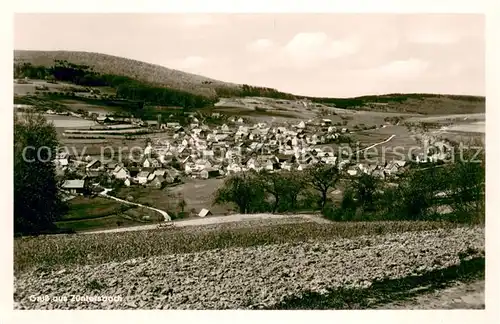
[11,12,486,311]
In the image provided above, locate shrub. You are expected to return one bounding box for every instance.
[322,203,343,221]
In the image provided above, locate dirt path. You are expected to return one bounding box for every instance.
[378,280,485,309]
[83,213,328,235]
[99,189,170,221]
[355,134,396,153]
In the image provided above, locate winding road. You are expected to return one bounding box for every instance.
[99,188,171,222]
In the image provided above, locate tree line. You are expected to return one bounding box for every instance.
[215,84,297,100]
[14,112,68,235]
[14,61,216,109]
[213,156,484,224]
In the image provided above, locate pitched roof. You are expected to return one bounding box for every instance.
[136,171,150,178]
[86,159,100,168]
[62,179,85,189]
[198,208,212,217]
[86,171,101,178]
[394,160,407,167]
[154,169,166,177]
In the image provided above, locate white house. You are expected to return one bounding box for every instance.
[143,158,159,169]
[297,164,309,171]
[56,158,69,167]
[221,124,230,132]
[215,134,228,142]
[296,121,306,129]
[199,169,209,179]
[113,166,130,180]
[394,160,407,168]
[323,156,338,165]
[322,119,332,126]
[195,159,212,170]
[227,163,242,174]
[61,179,87,194]
[203,150,215,158]
[347,169,358,176]
[262,160,273,171]
[136,171,150,184]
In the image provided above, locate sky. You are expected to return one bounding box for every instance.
[14,13,485,98]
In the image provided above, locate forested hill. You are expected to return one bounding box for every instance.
[14,50,485,114]
[14,50,237,97]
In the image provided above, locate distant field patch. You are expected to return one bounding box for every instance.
[16,112,97,128]
[444,122,485,134]
[353,125,420,162]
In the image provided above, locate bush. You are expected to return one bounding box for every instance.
[322,203,343,221]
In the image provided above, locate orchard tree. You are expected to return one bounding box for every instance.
[257,170,306,213]
[213,171,265,214]
[352,172,380,212]
[307,163,342,209]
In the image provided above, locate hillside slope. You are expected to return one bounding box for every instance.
[14,50,485,115]
[14,50,239,97]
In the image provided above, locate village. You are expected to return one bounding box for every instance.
[12,13,487,312]
[57,111,453,199]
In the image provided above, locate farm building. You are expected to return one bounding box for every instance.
[136,171,150,184]
[150,176,165,189]
[61,179,87,194]
[113,166,130,180]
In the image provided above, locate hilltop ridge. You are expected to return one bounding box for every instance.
[14,50,239,97]
[14,50,485,114]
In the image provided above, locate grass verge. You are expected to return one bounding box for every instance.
[15,221,466,273]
